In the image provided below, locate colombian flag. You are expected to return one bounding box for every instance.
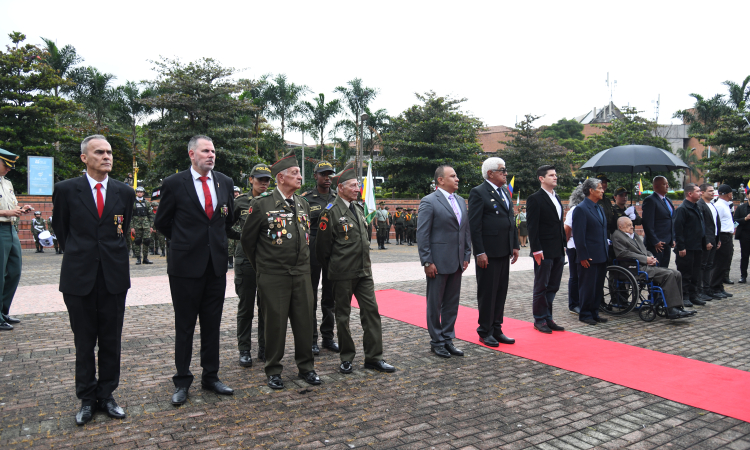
[508,176,515,196]
[745,180,749,196]
[638,178,643,195]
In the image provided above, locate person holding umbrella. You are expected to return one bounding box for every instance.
[642,176,676,268]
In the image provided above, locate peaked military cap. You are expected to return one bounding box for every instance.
[271,150,298,177]
[614,187,628,196]
[314,161,335,173]
[250,163,272,178]
[336,163,357,184]
[0,148,19,169]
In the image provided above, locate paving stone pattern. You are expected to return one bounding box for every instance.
[1,246,749,449]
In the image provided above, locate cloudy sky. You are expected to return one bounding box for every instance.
[2,0,747,143]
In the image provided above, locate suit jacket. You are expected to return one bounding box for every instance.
[468,181,519,258]
[734,202,750,241]
[526,188,566,259]
[572,198,609,264]
[153,169,238,278]
[673,200,705,252]
[612,229,653,266]
[416,190,472,274]
[697,198,721,245]
[52,176,135,296]
[642,193,675,247]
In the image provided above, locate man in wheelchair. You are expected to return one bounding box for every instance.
[612,217,694,320]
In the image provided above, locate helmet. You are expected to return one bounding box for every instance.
[136,186,145,192]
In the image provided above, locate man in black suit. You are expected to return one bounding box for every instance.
[641,176,675,268]
[468,157,519,347]
[572,178,610,325]
[53,135,135,425]
[526,165,566,334]
[697,184,722,299]
[734,198,750,284]
[673,183,707,307]
[153,135,238,406]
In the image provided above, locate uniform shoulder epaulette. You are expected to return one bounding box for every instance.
[325,203,334,210]
[301,190,312,197]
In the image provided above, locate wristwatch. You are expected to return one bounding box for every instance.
[424,262,432,267]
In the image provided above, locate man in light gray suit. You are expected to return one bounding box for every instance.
[417,165,472,358]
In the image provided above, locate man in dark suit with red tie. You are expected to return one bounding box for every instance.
[642,176,676,268]
[53,135,135,425]
[526,165,567,334]
[468,157,520,347]
[153,135,239,406]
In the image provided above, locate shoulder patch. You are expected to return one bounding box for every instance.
[325,203,333,210]
[319,222,327,231]
[260,192,271,197]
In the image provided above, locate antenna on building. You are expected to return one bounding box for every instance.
[606,72,617,104]
[651,94,661,123]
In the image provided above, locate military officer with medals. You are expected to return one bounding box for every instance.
[375,201,389,250]
[131,186,154,265]
[315,163,395,375]
[404,208,416,246]
[393,206,405,244]
[232,164,271,368]
[301,161,340,355]
[240,151,320,390]
[611,187,642,234]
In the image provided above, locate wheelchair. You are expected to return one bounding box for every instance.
[599,259,669,322]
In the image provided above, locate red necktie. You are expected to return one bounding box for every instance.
[199,176,214,220]
[95,183,104,218]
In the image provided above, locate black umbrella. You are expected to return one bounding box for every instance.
[580,145,688,173]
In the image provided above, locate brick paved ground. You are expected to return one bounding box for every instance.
[1,245,749,449]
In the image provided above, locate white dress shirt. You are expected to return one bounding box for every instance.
[541,186,562,219]
[486,179,509,208]
[564,205,576,249]
[706,201,720,235]
[715,198,735,232]
[86,173,108,206]
[190,166,218,211]
[437,187,462,223]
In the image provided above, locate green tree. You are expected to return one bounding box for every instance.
[266,74,307,160]
[335,78,378,159]
[239,74,273,155]
[0,32,79,189]
[502,115,573,196]
[540,118,584,140]
[378,92,484,196]
[363,107,389,161]
[112,81,153,157]
[39,37,82,97]
[675,146,701,184]
[299,93,341,161]
[67,66,117,132]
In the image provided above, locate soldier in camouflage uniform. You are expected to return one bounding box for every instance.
[31,211,46,253]
[150,200,166,256]
[47,214,60,254]
[131,186,154,265]
[228,186,241,269]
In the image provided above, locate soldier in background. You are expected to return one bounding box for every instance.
[375,201,389,250]
[31,211,46,253]
[611,187,642,234]
[131,186,154,265]
[47,212,60,254]
[150,199,166,257]
[404,208,415,246]
[385,206,392,244]
[394,206,405,245]
[228,186,242,269]
[301,161,339,355]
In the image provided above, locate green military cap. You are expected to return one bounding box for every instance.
[336,163,357,184]
[596,173,610,182]
[379,201,385,205]
[271,150,298,177]
[614,187,628,196]
[396,206,403,210]
[0,148,19,169]
[314,161,335,174]
[250,163,272,179]
[384,206,389,210]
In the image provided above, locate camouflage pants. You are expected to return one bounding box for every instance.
[132,226,152,258]
[151,231,165,252]
[228,239,237,257]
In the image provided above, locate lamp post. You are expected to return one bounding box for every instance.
[358,112,369,183]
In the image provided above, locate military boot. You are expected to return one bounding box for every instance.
[136,256,141,265]
[161,248,166,257]
[228,256,234,269]
[142,256,153,265]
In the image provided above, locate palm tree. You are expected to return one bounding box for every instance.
[675,147,701,183]
[362,107,389,160]
[266,74,308,160]
[723,75,750,111]
[112,81,154,158]
[334,79,378,155]
[67,66,117,132]
[40,37,82,97]
[300,93,341,161]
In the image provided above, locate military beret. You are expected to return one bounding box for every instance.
[271,150,299,177]
[0,148,19,169]
[250,163,272,178]
[336,163,357,184]
[314,161,335,174]
[614,187,628,196]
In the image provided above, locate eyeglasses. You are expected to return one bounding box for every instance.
[493,168,508,174]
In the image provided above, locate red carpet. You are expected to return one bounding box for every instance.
[360,289,750,423]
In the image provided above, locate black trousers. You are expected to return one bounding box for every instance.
[475,256,509,338]
[395,225,405,242]
[739,238,750,278]
[647,243,672,269]
[566,248,580,310]
[675,249,702,297]
[532,255,565,324]
[309,234,335,342]
[711,233,734,291]
[63,264,126,406]
[169,257,226,388]
[577,261,606,321]
[701,244,717,293]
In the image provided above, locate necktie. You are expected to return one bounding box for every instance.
[349,203,358,222]
[95,183,104,218]
[663,197,672,216]
[448,194,461,224]
[498,189,508,208]
[199,176,213,220]
[286,198,296,215]
[596,204,604,223]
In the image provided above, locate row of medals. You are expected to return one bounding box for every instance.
[267,213,293,245]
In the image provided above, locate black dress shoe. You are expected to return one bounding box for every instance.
[431,346,451,358]
[2,314,20,324]
[594,316,608,323]
[580,317,598,325]
[98,398,125,419]
[444,343,464,356]
[724,278,734,285]
[739,277,747,283]
[312,343,320,356]
[479,335,499,347]
[547,320,565,331]
[0,322,13,331]
[258,347,266,362]
[683,299,694,308]
[364,360,396,373]
[75,405,95,426]
[697,293,712,301]
[298,371,322,385]
[496,334,515,344]
[171,387,189,405]
[239,350,253,367]
[201,380,234,395]
[720,290,733,297]
[667,307,690,320]
[534,322,552,334]
[322,339,340,353]
[267,374,284,390]
[340,361,353,374]
[690,297,707,306]
[709,290,727,299]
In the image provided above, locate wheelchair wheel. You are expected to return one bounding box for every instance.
[600,265,639,316]
[654,303,667,317]
[639,305,656,322]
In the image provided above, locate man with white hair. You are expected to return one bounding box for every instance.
[468,157,520,347]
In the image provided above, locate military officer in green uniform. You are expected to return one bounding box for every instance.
[47,213,60,254]
[0,149,35,330]
[131,186,154,265]
[412,209,418,244]
[393,206,405,244]
[611,187,642,234]
[227,186,242,269]
[315,163,395,375]
[385,206,392,244]
[232,164,272,367]
[31,211,47,253]
[375,201,389,250]
[240,151,320,390]
[404,208,416,246]
[301,161,340,355]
